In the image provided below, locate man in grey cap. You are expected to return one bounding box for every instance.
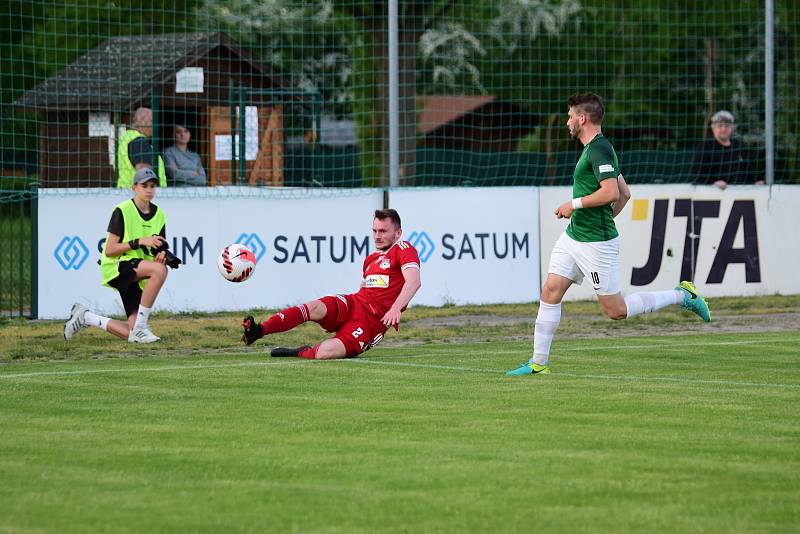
[691,110,764,189]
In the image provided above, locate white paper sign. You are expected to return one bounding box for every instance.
[245,106,258,160]
[215,135,258,161]
[88,112,112,137]
[111,126,126,168]
[175,67,204,93]
[215,135,233,161]
[214,107,259,161]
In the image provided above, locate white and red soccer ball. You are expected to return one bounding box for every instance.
[217,243,257,283]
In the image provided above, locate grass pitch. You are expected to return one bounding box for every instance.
[1,301,799,532]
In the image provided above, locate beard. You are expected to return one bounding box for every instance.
[376,236,398,251]
[568,126,579,139]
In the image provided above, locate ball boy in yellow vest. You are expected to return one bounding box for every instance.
[64,168,170,343]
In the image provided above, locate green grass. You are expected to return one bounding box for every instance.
[0,298,799,532]
[0,209,32,315]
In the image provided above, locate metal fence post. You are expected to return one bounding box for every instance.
[765,0,775,186]
[29,183,38,319]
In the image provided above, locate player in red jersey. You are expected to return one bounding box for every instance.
[241,209,422,359]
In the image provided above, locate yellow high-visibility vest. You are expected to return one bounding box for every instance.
[100,199,166,289]
[116,129,167,188]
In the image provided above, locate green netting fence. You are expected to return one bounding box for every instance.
[1,0,797,193]
[1,0,799,315]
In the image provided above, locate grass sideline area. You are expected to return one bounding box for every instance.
[1,297,799,532]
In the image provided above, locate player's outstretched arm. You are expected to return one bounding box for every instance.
[612,173,631,218]
[381,267,421,327]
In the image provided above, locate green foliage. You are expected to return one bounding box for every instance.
[0,210,31,315]
[1,0,798,184]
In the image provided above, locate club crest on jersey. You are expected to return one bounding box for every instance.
[379,259,391,269]
[364,274,389,288]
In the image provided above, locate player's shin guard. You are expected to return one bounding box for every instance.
[624,290,682,318]
[530,301,561,366]
[262,304,311,335]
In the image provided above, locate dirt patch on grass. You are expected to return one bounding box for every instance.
[406,311,800,340]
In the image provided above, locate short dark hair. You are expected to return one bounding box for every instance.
[568,93,605,124]
[374,208,401,228]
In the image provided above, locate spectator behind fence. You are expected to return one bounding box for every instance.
[117,107,167,188]
[163,123,207,186]
[691,110,765,189]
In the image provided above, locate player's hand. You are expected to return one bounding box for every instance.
[381,307,402,328]
[713,180,728,190]
[154,251,167,264]
[140,235,165,249]
[554,201,574,219]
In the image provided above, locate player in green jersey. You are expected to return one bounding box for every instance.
[508,93,711,376]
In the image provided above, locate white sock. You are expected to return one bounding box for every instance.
[134,305,152,330]
[84,310,110,331]
[528,301,561,366]
[624,290,682,318]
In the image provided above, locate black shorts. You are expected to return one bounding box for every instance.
[108,259,143,317]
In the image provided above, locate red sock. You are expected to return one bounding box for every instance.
[298,345,319,359]
[261,304,310,335]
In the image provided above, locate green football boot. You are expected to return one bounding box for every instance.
[506,362,551,376]
[676,280,711,322]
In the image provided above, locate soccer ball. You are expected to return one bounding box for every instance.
[218,243,257,283]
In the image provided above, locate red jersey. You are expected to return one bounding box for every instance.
[353,240,420,318]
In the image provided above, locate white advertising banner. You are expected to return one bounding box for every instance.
[539,185,800,300]
[391,187,540,306]
[38,188,383,319]
[38,184,798,318]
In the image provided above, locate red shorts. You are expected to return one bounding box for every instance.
[318,294,387,357]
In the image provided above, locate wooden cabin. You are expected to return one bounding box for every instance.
[14,32,304,187]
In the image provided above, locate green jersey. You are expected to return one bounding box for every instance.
[566,134,620,243]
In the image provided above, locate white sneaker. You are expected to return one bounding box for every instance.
[64,303,89,340]
[128,327,161,343]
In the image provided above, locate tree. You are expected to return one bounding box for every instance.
[198,0,582,185]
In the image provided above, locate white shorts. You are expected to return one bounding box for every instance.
[548,233,620,295]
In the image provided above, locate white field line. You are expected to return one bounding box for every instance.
[0,360,298,379]
[561,342,800,353]
[0,336,797,389]
[367,336,800,359]
[425,337,799,353]
[351,358,800,390]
